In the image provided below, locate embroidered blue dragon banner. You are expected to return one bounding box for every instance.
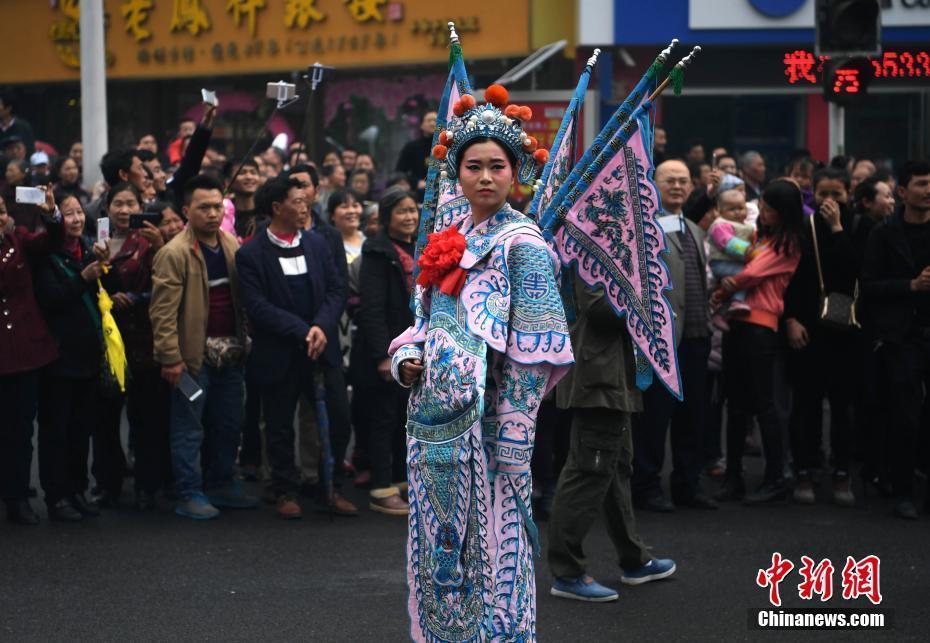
[551,103,683,400]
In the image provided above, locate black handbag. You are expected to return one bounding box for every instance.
[809,215,861,331]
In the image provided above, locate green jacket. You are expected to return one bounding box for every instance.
[556,274,643,413]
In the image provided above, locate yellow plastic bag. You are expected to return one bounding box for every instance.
[97,279,128,393]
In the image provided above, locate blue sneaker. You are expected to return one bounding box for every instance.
[206,479,259,509]
[620,558,676,585]
[550,575,619,602]
[175,492,220,520]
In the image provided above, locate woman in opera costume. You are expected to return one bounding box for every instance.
[389,85,573,642]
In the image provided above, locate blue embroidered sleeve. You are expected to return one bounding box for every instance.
[505,241,572,365]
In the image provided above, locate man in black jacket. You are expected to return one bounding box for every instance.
[236,176,345,519]
[861,160,930,519]
[287,164,356,516]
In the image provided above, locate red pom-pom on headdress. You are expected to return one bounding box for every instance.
[439,130,453,146]
[518,106,533,121]
[432,144,448,160]
[452,100,465,117]
[484,84,509,108]
[504,105,522,119]
[459,94,476,110]
[533,149,550,165]
[523,136,539,152]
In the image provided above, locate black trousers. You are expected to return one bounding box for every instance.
[37,371,96,503]
[129,366,171,493]
[882,337,930,498]
[788,328,857,475]
[322,363,352,472]
[724,322,784,483]
[631,335,710,502]
[94,364,169,497]
[0,370,39,502]
[368,377,409,490]
[239,376,262,468]
[262,356,320,498]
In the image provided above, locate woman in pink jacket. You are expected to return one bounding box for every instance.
[713,179,804,505]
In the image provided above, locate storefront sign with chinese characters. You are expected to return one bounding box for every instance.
[0,0,529,84]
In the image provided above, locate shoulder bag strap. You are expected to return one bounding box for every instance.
[809,215,826,297]
[51,254,102,331]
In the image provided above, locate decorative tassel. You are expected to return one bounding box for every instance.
[647,58,663,78]
[669,65,685,96]
[449,41,463,69]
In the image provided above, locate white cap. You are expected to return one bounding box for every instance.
[30,151,49,166]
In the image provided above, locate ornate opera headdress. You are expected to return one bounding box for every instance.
[430,83,550,187]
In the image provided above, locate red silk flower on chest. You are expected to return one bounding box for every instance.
[415,227,468,297]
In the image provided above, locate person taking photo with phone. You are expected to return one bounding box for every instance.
[0,186,62,525]
[93,182,165,509]
[32,194,104,522]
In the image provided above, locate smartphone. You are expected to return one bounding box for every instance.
[97,217,110,244]
[129,213,163,228]
[15,186,45,205]
[201,88,218,106]
[177,371,204,403]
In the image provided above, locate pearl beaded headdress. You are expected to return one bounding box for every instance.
[430,83,549,188]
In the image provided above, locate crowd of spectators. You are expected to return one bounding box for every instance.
[2,88,929,528]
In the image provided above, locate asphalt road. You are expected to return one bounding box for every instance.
[2,459,929,642]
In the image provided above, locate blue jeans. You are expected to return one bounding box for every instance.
[169,363,244,498]
[710,259,747,303]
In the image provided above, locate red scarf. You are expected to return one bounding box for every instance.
[391,240,415,294]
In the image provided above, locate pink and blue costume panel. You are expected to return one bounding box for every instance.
[390,206,572,642]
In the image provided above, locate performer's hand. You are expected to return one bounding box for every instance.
[377,358,393,382]
[306,325,327,359]
[399,359,423,386]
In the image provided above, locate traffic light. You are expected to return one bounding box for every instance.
[815,0,881,58]
[823,57,874,105]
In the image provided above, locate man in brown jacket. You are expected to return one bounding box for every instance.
[150,174,256,520]
[547,276,676,602]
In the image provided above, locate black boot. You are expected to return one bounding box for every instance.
[6,499,40,525]
[48,498,83,522]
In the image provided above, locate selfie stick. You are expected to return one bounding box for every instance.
[223,81,304,197]
[295,62,335,167]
